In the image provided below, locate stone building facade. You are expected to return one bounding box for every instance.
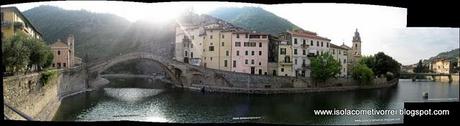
[431,58,451,74]
[50,35,80,69]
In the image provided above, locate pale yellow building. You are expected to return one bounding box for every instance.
[431,58,451,74]
[1,6,42,40]
[277,40,295,76]
[202,27,222,69]
[219,31,233,71]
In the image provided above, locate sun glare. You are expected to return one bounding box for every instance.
[137,3,186,23]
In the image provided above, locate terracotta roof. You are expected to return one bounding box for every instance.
[340,44,351,49]
[330,43,348,50]
[50,41,69,48]
[287,30,331,41]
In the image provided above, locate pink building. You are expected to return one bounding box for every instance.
[231,31,269,75]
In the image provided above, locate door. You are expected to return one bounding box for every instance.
[251,67,255,74]
[259,69,262,75]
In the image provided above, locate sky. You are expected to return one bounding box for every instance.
[4,1,459,65]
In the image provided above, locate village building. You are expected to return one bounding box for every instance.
[330,43,349,77]
[49,35,81,69]
[1,6,42,40]
[431,58,451,74]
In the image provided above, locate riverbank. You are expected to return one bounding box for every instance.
[3,66,88,121]
[184,79,398,94]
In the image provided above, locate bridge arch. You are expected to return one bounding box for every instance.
[88,52,182,86]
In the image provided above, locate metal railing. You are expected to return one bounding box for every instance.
[3,102,34,121]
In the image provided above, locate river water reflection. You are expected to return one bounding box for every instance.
[53,78,459,125]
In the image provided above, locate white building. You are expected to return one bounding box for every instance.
[330,43,348,77]
[287,29,331,77]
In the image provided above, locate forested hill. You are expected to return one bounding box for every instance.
[208,7,300,35]
[23,5,175,61]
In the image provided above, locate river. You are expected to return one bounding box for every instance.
[52,78,459,125]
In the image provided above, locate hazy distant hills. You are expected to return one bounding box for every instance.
[427,48,459,62]
[209,7,300,35]
[23,5,175,61]
[22,6,300,61]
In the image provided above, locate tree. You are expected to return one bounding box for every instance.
[311,52,341,84]
[352,63,374,85]
[2,33,31,74]
[2,32,54,75]
[373,52,401,77]
[414,60,423,73]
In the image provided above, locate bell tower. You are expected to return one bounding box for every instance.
[67,34,75,67]
[352,28,361,57]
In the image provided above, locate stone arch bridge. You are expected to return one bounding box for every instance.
[86,52,313,91]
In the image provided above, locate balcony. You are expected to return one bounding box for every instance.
[302,63,310,69]
[279,61,293,65]
[301,43,309,48]
[1,20,12,28]
[307,53,316,57]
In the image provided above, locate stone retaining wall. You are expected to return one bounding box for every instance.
[3,66,88,121]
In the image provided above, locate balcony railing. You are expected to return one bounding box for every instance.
[302,63,310,69]
[1,21,12,28]
[301,43,309,48]
[280,61,292,65]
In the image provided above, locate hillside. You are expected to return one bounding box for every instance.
[23,5,175,61]
[421,48,459,64]
[208,7,300,35]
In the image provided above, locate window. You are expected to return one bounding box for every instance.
[52,63,55,67]
[209,46,214,51]
[285,56,290,63]
[185,51,188,56]
[294,38,297,44]
[344,59,346,64]
[303,40,306,45]
[57,63,61,67]
[235,42,241,47]
[233,60,236,67]
[316,51,319,55]
[355,44,357,48]
[210,57,213,61]
[191,52,193,58]
[58,50,61,55]
[192,35,194,40]
[251,59,254,64]
[210,35,213,39]
[280,48,286,55]
[252,51,254,56]
[338,50,341,54]
[302,59,306,65]
[245,51,248,55]
[327,43,329,47]
[303,49,306,55]
[259,51,262,55]
[245,59,248,64]
[224,60,228,67]
[321,42,323,47]
[311,40,313,46]
[222,42,224,46]
[244,42,249,47]
[211,43,213,45]
[259,62,261,65]
[295,59,297,65]
[317,41,319,46]
[262,35,267,38]
[245,34,248,38]
[294,49,297,55]
[237,51,240,56]
[259,43,262,47]
[281,68,284,72]
[332,49,335,54]
[237,34,240,38]
[63,63,66,67]
[222,35,224,38]
[226,51,229,56]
